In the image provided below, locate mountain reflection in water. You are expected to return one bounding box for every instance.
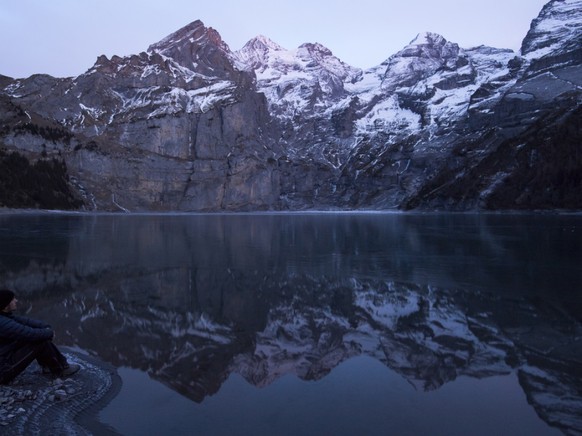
[0,212,580,435]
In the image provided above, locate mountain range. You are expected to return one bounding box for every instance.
[1,0,581,212]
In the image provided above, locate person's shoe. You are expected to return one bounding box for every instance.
[58,364,81,378]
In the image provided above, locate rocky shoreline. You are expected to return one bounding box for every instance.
[0,349,121,435]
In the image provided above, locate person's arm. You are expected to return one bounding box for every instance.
[13,315,51,329]
[0,316,54,342]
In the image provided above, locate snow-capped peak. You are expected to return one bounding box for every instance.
[234,35,287,69]
[395,31,460,62]
[408,31,448,48]
[378,31,464,91]
[245,35,286,52]
[521,0,582,59]
[233,37,361,121]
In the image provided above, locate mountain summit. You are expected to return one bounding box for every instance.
[0,0,581,212]
[521,0,582,59]
[147,20,237,80]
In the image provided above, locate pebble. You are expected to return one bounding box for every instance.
[0,363,81,425]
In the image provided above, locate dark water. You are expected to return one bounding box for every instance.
[0,212,581,435]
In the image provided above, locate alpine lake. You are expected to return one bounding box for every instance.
[0,211,580,435]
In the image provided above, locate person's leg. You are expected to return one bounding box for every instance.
[35,341,80,377]
[0,341,50,384]
[0,340,72,384]
[34,341,68,372]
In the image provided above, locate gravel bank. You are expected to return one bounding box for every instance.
[0,349,121,435]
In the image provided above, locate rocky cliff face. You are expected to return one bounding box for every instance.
[1,0,581,211]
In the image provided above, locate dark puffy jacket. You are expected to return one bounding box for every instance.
[0,312,54,358]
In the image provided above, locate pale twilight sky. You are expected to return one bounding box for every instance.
[1,0,549,79]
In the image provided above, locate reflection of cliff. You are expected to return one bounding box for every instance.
[3,213,582,313]
[26,274,582,435]
[0,214,74,274]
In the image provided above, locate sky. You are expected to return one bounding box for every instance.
[0,0,549,79]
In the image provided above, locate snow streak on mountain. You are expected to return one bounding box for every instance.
[0,0,581,212]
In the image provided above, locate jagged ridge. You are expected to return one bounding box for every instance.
[0,0,581,212]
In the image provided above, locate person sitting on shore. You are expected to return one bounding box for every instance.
[0,289,80,384]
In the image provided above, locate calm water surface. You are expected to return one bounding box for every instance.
[0,212,581,435]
